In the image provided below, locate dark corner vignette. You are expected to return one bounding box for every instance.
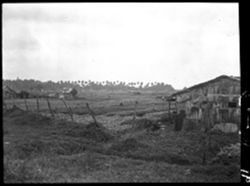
[240,1,250,184]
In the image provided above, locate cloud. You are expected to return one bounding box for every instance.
[3,4,76,23]
[3,20,40,51]
[3,35,40,51]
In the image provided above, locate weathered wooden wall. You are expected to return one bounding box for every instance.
[175,78,240,125]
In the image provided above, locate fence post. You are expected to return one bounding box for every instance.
[36,97,40,114]
[168,101,171,119]
[86,103,97,124]
[24,98,29,111]
[3,100,7,110]
[132,101,138,120]
[61,99,74,122]
[200,102,214,165]
[68,106,74,122]
[46,98,54,118]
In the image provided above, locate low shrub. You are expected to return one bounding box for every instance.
[211,143,240,165]
[4,158,44,183]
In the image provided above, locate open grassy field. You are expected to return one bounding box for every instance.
[3,93,240,183]
[4,92,169,113]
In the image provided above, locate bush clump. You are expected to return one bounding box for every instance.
[211,143,240,165]
[133,119,160,131]
[109,138,148,152]
[4,158,44,183]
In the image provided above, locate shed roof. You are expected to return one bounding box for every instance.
[170,75,240,97]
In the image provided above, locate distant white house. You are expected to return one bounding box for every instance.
[48,93,58,98]
[58,88,77,99]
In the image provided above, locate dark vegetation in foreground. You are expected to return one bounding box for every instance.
[4,107,240,183]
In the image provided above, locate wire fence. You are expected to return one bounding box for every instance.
[3,97,174,125]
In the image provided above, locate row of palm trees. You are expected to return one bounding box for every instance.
[58,80,170,88]
[3,78,175,93]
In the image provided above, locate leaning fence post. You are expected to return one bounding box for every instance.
[68,106,74,122]
[46,98,54,118]
[61,99,74,122]
[86,103,97,124]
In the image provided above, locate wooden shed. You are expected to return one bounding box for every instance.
[167,75,240,125]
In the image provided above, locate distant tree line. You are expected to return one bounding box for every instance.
[2,78,176,93]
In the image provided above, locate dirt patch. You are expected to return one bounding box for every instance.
[183,119,199,132]
[121,118,160,132]
[4,158,44,183]
[4,107,52,127]
[105,137,191,165]
[109,138,148,152]
[84,123,114,142]
[167,154,191,165]
[8,134,106,160]
[158,113,171,122]
[191,164,240,181]
[62,122,114,143]
[13,114,51,127]
[106,113,116,117]
[134,119,159,130]
[123,148,192,165]
[4,106,26,117]
[136,111,146,117]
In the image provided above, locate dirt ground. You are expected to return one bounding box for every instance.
[3,94,240,183]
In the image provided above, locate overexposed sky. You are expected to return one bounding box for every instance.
[2,3,239,89]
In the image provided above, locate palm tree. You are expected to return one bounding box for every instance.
[140,82,143,88]
[81,80,84,86]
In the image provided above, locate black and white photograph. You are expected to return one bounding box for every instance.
[3,2,242,183]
